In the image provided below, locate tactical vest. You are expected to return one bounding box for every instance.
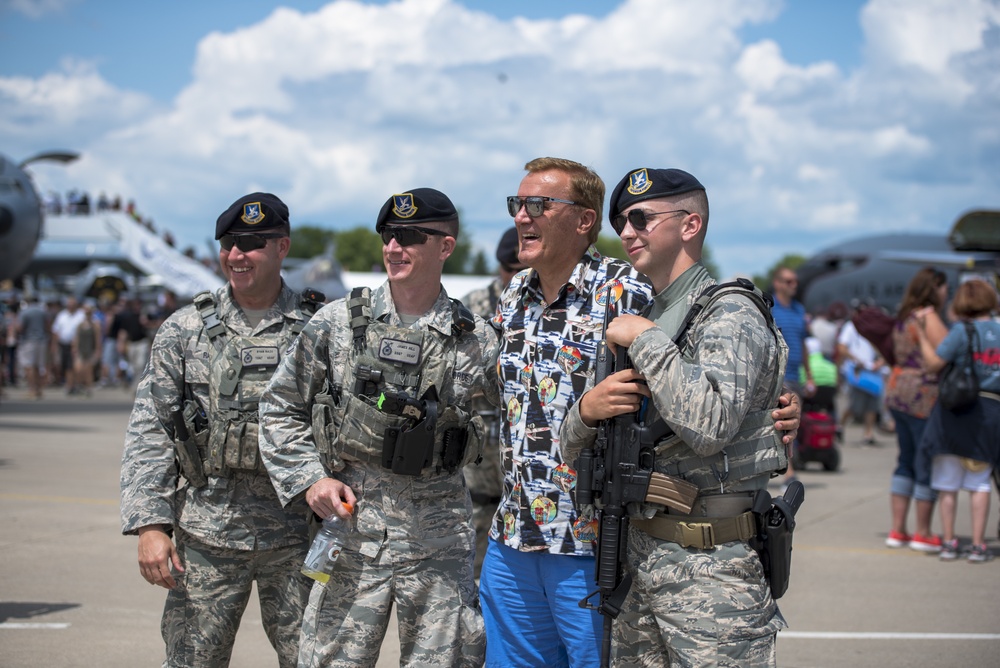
[649,279,789,493]
[312,288,484,476]
[189,289,321,477]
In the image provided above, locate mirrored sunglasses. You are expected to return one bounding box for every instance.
[610,209,689,235]
[506,195,578,218]
[380,225,451,247]
[219,233,283,252]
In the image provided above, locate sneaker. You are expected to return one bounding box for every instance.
[968,544,994,563]
[885,530,911,548]
[939,538,960,561]
[910,533,943,553]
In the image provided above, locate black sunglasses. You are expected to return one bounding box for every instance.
[380,225,451,247]
[220,233,284,252]
[610,209,689,235]
[506,195,578,218]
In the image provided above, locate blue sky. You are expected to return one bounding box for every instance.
[1,0,997,278]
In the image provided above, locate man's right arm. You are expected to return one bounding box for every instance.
[120,317,188,535]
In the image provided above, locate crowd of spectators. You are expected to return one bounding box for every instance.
[789,268,999,562]
[0,289,179,400]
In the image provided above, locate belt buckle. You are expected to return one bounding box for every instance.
[679,521,716,549]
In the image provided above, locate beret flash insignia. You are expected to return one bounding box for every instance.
[392,193,418,219]
[627,169,652,196]
[241,202,265,225]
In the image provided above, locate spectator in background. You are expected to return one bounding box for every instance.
[51,297,86,394]
[111,297,150,385]
[3,298,19,387]
[771,266,812,489]
[72,301,102,397]
[147,290,179,335]
[883,267,949,552]
[837,310,885,446]
[16,295,49,399]
[460,226,525,579]
[915,278,1000,562]
[810,301,848,362]
[99,298,123,387]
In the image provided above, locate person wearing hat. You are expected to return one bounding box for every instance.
[560,168,792,666]
[479,158,800,668]
[121,192,322,667]
[460,226,525,579]
[258,187,500,667]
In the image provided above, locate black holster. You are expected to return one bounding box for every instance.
[750,480,804,599]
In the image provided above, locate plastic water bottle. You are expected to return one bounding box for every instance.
[301,502,354,584]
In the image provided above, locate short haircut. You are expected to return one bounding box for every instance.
[525,157,604,244]
[952,278,998,319]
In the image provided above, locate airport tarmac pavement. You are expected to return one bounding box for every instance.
[1,385,998,667]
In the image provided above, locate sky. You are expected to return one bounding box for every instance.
[1,0,998,279]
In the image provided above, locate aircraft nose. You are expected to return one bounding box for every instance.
[0,205,14,236]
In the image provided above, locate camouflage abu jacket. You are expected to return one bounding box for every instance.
[120,283,313,550]
[258,281,500,559]
[560,263,788,494]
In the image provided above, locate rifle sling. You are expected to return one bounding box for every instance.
[632,511,757,550]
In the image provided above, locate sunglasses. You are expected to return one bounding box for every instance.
[380,225,451,247]
[220,233,284,252]
[506,196,578,218]
[610,209,689,235]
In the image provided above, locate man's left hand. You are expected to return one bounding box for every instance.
[773,392,801,445]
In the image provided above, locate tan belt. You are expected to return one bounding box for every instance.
[632,511,757,549]
[667,492,754,518]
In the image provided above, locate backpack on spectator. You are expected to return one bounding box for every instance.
[938,322,980,411]
[850,306,897,366]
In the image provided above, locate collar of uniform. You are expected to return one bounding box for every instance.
[219,282,297,331]
[649,262,713,332]
[371,280,455,336]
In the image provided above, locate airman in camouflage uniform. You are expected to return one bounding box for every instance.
[460,226,524,579]
[258,188,500,668]
[561,169,791,667]
[120,193,316,668]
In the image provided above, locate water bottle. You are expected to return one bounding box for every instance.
[301,502,354,584]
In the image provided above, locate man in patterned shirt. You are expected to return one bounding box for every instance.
[481,158,802,667]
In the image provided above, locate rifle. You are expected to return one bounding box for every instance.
[575,303,687,667]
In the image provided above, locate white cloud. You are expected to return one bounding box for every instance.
[2,0,998,279]
[1,0,77,19]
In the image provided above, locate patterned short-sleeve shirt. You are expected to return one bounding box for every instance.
[491,247,654,554]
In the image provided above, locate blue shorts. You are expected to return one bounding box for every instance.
[480,539,601,668]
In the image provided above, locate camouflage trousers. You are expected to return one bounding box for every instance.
[298,532,485,667]
[160,532,311,668]
[613,526,786,668]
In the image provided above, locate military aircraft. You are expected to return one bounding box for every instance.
[281,242,348,302]
[0,150,79,283]
[797,210,1000,314]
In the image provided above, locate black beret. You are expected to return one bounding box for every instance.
[215,192,290,239]
[375,187,459,233]
[495,226,520,267]
[608,168,705,220]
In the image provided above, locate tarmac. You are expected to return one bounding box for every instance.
[1,383,998,668]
